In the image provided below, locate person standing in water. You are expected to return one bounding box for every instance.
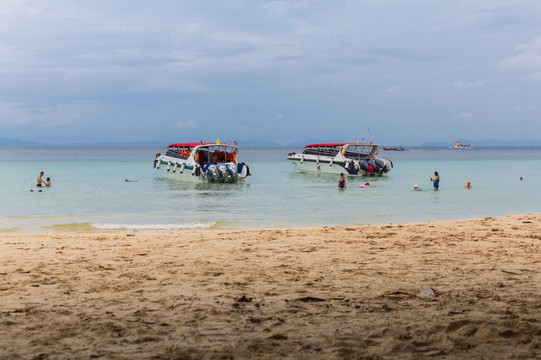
[430,171,440,190]
[37,171,45,187]
[338,173,346,189]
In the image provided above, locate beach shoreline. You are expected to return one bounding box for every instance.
[1,214,540,359]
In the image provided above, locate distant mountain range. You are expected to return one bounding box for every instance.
[422,138,541,146]
[239,139,283,147]
[3,136,541,147]
[0,137,42,145]
[0,137,165,146]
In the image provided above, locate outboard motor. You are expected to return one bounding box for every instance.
[375,159,385,174]
[358,160,369,172]
[380,159,392,173]
[217,163,229,183]
[226,162,238,183]
[367,160,377,175]
[206,164,219,182]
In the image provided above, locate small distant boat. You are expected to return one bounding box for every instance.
[153,142,251,183]
[450,141,473,149]
[287,142,393,176]
[382,146,405,151]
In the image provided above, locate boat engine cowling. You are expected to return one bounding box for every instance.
[375,159,386,174]
[380,159,392,172]
[226,162,238,183]
[217,163,229,182]
[358,160,369,172]
[206,164,219,182]
[367,160,378,174]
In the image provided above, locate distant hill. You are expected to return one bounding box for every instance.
[0,138,166,146]
[0,137,41,145]
[473,139,541,146]
[64,141,165,146]
[287,138,345,147]
[422,138,541,147]
[5,136,541,147]
[421,142,449,147]
[239,139,283,147]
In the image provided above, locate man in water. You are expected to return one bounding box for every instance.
[464,181,472,189]
[37,171,45,187]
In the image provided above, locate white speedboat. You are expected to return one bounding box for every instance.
[153,142,250,183]
[450,141,473,149]
[287,142,392,176]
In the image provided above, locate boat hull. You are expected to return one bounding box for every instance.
[154,156,248,183]
[160,163,205,182]
[287,154,392,176]
[287,142,392,176]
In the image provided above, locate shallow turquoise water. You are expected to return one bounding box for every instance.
[0,146,539,232]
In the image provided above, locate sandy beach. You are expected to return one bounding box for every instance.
[1,214,540,359]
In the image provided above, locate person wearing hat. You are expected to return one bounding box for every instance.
[413,184,422,191]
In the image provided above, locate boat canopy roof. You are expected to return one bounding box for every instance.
[302,142,378,158]
[167,142,238,153]
[168,142,205,148]
[305,142,376,148]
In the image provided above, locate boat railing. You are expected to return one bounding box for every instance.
[302,148,373,159]
[166,149,188,159]
[302,148,340,157]
[346,153,371,159]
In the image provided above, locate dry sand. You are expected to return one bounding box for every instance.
[1,214,541,359]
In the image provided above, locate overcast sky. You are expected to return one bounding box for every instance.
[1,0,540,145]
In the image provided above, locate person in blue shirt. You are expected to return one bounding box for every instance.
[202,154,218,172]
[430,171,440,190]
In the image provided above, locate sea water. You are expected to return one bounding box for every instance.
[0,146,540,232]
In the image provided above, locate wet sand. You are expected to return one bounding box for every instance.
[1,214,541,359]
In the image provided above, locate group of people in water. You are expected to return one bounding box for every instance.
[339,170,480,191]
[31,171,51,191]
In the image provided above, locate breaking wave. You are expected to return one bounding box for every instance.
[92,222,217,230]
